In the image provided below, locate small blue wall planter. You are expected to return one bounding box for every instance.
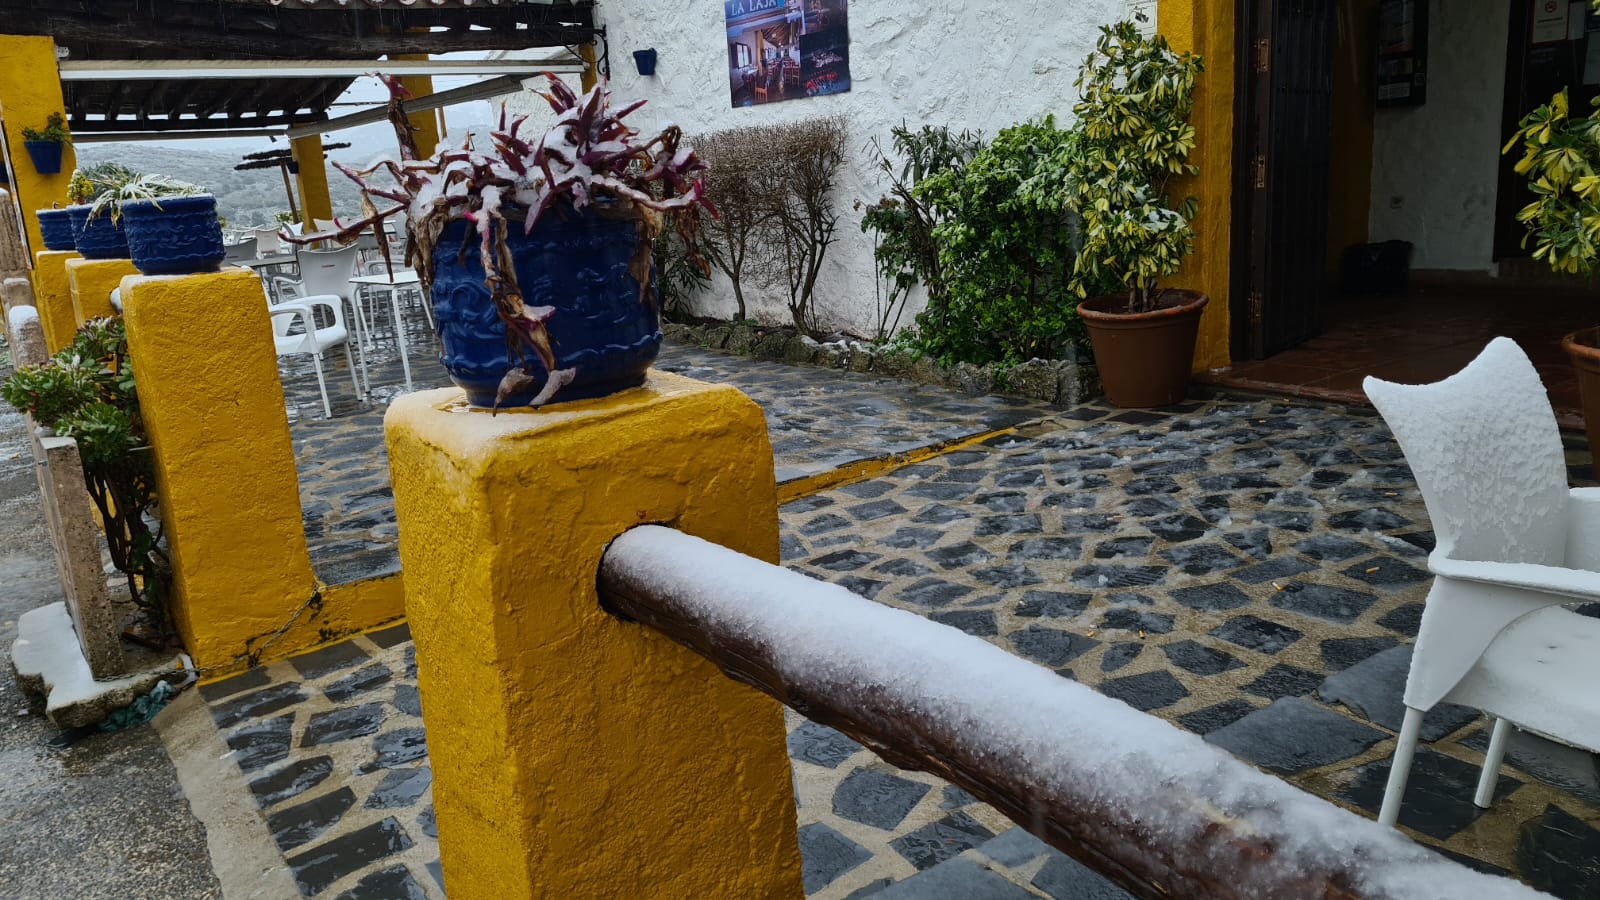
[67,204,130,260]
[633,49,658,77]
[23,140,63,175]
[120,195,227,275]
[35,208,76,251]
[430,204,660,409]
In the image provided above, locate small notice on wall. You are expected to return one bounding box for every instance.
[1376,0,1428,106]
[725,0,851,108]
[1126,0,1158,36]
[1532,0,1570,44]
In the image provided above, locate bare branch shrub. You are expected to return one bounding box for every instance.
[762,116,848,337]
[694,116,848,335]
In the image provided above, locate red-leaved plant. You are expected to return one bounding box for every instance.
[297,74,714,405]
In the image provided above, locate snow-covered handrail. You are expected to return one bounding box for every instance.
[598,525,1549,900]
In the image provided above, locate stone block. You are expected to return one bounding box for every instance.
[11,602,178,729]
[1003,359,1060,401]
[1,275,34,322]
[6,302,48,368]
[34,435,126,678]
[726,322,758,352]
[385,372,803,899]
[703,324,732,348]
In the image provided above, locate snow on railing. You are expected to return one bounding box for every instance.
[598,525,1549,900]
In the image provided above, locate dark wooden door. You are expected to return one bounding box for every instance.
[1234,0,1337,360]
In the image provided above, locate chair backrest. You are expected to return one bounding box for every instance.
[1364,337,1569,566]
[223,236,258,263]
[314,218,338,235]
[255,226,284,256]
[297,245,361,300]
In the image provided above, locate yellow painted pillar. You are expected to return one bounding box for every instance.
[31,249,80,352]
[64,257,135,325]
[120,268,317,670]
[386,373,804,900]
[1158,0,1234,372]
[0,35,74,259]
[290,135,333,231]
[579,43,599,93]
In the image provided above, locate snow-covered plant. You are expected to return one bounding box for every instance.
[1067,20,1204,313]
[88,173,203,224]
[301,74,714,389]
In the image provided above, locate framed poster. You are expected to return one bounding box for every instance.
[1376,0,1428,107]
[726,0,851,108]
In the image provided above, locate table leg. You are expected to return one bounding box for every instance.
[389,287,413,391]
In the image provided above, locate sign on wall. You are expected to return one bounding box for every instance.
[725,0,851,108]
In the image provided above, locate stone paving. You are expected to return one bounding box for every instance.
[193,338,1600,898]
[285,326,1043,585]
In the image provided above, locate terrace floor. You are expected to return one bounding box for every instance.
[164,322,1600,899]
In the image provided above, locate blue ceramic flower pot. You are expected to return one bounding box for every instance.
[67,204,129,260]
[23,140,63,175]
[36,208,76,251]
[120,195,226,275]
[430,204,660,408]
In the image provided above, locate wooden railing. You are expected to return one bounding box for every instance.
[598,525,1546,900]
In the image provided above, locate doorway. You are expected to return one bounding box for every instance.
[1219,0,1600,431]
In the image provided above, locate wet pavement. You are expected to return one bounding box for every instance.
[190,331,1600,898]
[0,343,221,900]
[10,314,1600,897]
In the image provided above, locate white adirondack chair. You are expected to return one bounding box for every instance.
[1363,336,1600,828]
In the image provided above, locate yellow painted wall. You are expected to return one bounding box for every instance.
[119,268,317,670]
[1159,0,1235,372]
[65,257,135,326]
[291,136,333,231]
[31,249,80,353]
[0,35,74,261]
[387,374,804,900]
[1328,0,1376,273]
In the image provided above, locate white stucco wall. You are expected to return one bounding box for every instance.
[500,0,1122,336]
[1367,3,1509,271]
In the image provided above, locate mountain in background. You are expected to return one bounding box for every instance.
[71,124,495,229]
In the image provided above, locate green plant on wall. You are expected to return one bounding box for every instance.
[858,123,984,342]
[1067,20,1204,311]
[2,318,172,644]
[22,112,70,145]
[911,117,1086,366]
[1504,88,1600,276]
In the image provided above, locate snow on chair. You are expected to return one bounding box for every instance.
[269,296,363,419]
[1363,336,1600,828]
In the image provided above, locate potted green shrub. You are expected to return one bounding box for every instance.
[304,74,713,409]
[90,174,225,275]
[21,112,69,175]
[64,163,137,259]
[1067,21,1207,408]
[1504,88,1600,461]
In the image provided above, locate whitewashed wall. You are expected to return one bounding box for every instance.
[1367,3,1509,272]
[501,0,1122,337]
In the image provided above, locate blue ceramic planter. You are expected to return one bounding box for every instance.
[120,195,226,275]
[67,204,129,260]
[36,209,76,251]
[23,140,63,175]
[430,204,660,408]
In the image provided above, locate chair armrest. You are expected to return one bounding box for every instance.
[1567,488,1600,572]
[1429,552,1600,601]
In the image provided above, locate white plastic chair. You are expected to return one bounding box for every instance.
[269,297,363,419]
[255,226,286,257]
[1364,336,1600,827]
[223,236,258,264]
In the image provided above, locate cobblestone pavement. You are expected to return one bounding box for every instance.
[186,350,1600,899]
[286,333,1042,585]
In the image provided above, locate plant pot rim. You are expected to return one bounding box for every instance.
[1561,327,1600,360]
[1078,288,1208,323]
[119,194,217,214]
[36,207,71,216]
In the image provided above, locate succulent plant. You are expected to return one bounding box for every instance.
[301,74,714,397]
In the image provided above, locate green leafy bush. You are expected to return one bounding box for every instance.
[1067,21,1203,310]
[22,112,69,145]
[2,318,171,642]
[1503,89,1600,276]
[858,123,984,341]
[911,117,1088,365]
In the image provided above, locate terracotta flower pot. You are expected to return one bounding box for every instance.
[1078,289,1209,408]
[1561,328,1600,469]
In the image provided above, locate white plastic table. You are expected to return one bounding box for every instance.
[349,270,424,391]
